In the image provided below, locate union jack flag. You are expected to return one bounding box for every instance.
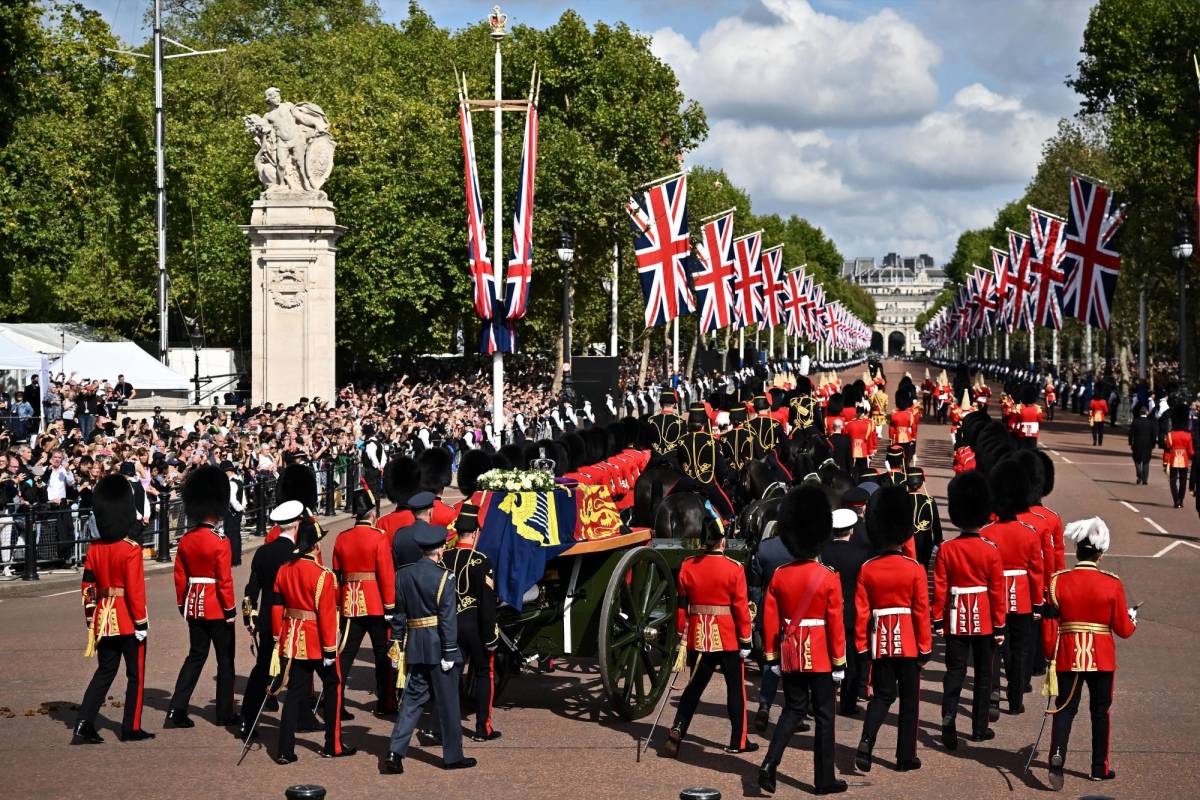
[1028,206,1067,330]
[782,266,807,337]
[458,95,493,321]
[505,102,538,321]
[1061,173,1126,330]
[731,231,763,329]
[759,245,786,328]
[690,211,736,334]
[972,264,1000,335]
[1006,229,1034,332]
[626,175,695,327]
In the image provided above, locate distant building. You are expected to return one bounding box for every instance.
[841,255,947,356]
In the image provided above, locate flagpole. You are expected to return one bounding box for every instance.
[491,9,506,429]
[769,326,774,360]
[672,317,680,377]
[610,242,619,356]
[739,329,745,368]
[1085,326,1093,372]
[1052,327,1059,369]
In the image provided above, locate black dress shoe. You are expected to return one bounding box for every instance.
[238,720,259,740]
[1091,768,1116,781]
[276,753,298,765]
[119,729,156,742]
[758,762,778,794]
[164,709,194,728]
[471,730,502,742]
[796,717,811,733]
[815,780,848,795]
[444,757,478,770]
[970,729,996,742]
[753,705,771,733]
[662,726,682,758]
[940,714,958,751]
[320,745,357,758]
[838,705,862,717]
[724,741,759,754]
[854,739,873,772]
[896,757,922,771]
[1048,751,1065,791]
[385,752,404,774]
[1009,703,1026,715]
[340,707,355,720]
[417,728,442,745]
[297,718,322,733]
[71,721,104,745]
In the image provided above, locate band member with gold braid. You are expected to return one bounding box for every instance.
[646,388,686,468]
[1043,517,1137,789]
[73,474,153,745]
[907,467,943,570]
[677,404,736,519]
[747,395,792,481]
[720,406,755,473]
[788,375,819,435]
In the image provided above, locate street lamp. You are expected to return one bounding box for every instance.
[1172,224,1193,390]
[557,217,575,403]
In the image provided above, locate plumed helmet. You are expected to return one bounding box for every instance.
[866,484,913,550]
[182,464,230,523]
[989,456,1031,520]
[1015,449,1045,505]
[417,447,452,493]
[457,450,493,497]
[947,470,991,531]
[384,456,420,504]
[278,463,319,509]
[92,474,137,543]
[777,485,833,559]
[1064,516,1110,553]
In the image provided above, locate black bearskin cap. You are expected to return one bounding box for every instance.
[947,470,992,531]
[866,484,913,550]
[826,394,845,418]
[896,391,913,411]
[545,440,570,477]
[499,443,526,469]
[562,433,587,471]
[582,428,607,465]
[1172,404,1191,430]
[1035,449,1055,497]
[1015,449,1045,505]
[989,456,1031,521]
[601,425,619,458]
[1021,385,1038,405]
[777,485,833,559]
[620,417,641,449]
[417,447,452,493]
[384,456,420,504]
[278,463,319,509]
[93,474,136,543]
[351,487,374,519]
[490,451,512,470]
[795,375,812,395]
[182,464,229,523]
[457,450,493,497]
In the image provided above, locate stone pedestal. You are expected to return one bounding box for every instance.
[242,193,345,405]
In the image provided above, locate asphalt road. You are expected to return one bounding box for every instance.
[2,359,1197,800]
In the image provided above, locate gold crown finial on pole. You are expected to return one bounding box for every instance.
[489,5,508,40]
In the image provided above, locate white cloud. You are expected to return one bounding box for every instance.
[651,0,942,130]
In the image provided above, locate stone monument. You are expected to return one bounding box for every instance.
[241,87,343,405]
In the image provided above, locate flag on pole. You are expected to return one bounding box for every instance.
[731,231,764,329]
[458,90,493,322]
[626,174,695,328]
[1061,172,1126,330]
[1028,206,1067,330]
[505,101,539,321]
[759,245,786,329]
[690,211,737,334]
[1006,229,1035,332]
[782,266,807,337]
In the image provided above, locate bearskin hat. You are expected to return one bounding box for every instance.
[499,443,526,469]
[958,409,990,448]
[384,456,420,504]
[974,421,1017,475]
[777,485,833,559]
[457,450,493,497]
[601,425,620,457]
[351,487,375,519]
[93,474,137,543]
[895,391,913,411]
[866,484,913,550]
[562,432,587,471]
[620,417,641,449]
[826,394,845,418]
[1015,449,1045,505]
[278,462,319,509]
[490,451,512,470]
[947,470,992,531]
[417,447,452,493]
[1172,403,1191,431]
[795,375,812,395]
[582,428,607,465]
[182,464,230,523]
[1035,449,1055,497]
[989,456,1030,520]
[545,440,570,477]
[1020,385,1038,405]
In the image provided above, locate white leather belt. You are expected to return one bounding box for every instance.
[1003,569,1027,577]
[188,577,216,585]
[872,607,911,618]
[789,618,825,627]
[951,586,986,595]
[950,586,986,635]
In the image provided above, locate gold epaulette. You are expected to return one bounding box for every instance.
[1099,568,1122,580]
[822,562,837,573]
[124,538,140,547]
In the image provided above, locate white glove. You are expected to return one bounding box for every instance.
[1128,607,1138,622]
[134,630,147,642]
[322,657,335,667]
[769,664,781,676]
[832,669,845,683]
[739,648,751,660]
[383,613,393,623]
[440,659,454,672]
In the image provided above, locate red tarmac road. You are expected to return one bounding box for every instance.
[1,359,1197,799]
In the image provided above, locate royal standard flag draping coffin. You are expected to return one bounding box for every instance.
[473,486,626,609]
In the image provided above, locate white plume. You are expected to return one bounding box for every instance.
[1063,517,1110,553]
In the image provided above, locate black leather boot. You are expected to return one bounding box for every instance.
[758,760,778,794]
[71,720,104,745]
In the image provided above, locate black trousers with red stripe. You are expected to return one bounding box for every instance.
[458,610,496,736]
[860,656,920,763]
[673,651,747,749]
[78,634,146,733]
[765,672,837,790]
[1049,670,1114,777]
[278,658,344,757]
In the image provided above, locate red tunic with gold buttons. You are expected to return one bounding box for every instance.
[854,552,932,658]
[1019,508,1064,599]
[761,560,845,672]
[1042,562,1136,671]
[272,554,340,660]
[844,418,876,460]
[1088,398,1109,424]
[1015,403,1044,440]
[173,523,235,621]
[981,519,1044,614]
[1164,431,1194,469]
[332,524,396,617]
[889,408,917,445]
[932,532,1006,635]
[82,538,148,638]
[676,554,752,652]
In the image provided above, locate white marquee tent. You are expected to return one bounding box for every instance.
[51,342,189,392]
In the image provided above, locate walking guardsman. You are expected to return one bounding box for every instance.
[757,486,848,796]
[889,393,918,465]
[166,464,237,728]
[664,509,756,757]
[854,486,930,773]
[444,502,502,741]
[385,522,476,773]
[334,487,397,718]
[73,474,153,744]
[1014,387,1044,450]
[933,472,1006,749]
[1164,405,1193,509]
[1043,517,1137,789]
[271,514,356,763]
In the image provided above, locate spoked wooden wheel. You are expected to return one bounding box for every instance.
[598,546,678,720]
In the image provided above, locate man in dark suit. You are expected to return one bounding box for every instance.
[1128,402,1157,485]
[820,507,872,715]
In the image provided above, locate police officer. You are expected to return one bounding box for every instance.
[646,388,686,468]
[676,404,736,519]
[222,460,244,567]
[444,502,502,741]
[362,424,386,507]
[73,475,153,744]
[385,521,476,773]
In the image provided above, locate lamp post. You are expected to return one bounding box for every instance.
[557,217,575,403]
[1172,225,1193,391]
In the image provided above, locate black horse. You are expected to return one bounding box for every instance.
[631,466,685,528]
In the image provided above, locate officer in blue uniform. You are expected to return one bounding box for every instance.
[385,516,476,774]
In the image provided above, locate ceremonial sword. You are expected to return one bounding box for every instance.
[638,661,685,762]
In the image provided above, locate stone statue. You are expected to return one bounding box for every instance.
[243,87,336,196]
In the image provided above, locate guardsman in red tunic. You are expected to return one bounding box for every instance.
[1164,405,1194,508]
[1043,518,1137,788]
[271,515,357,763]
[73,475,154,744]
[1014,386,1044,449]
[889,393,918,466]
[166,465,237,728]
[1015,449,1064,680]
[844,406,876,481]
[417,447,459,527]
[758,487,847,796]
[1044,380,1057,421]
[379,456,421,540]
[1088,395,1109,446]
[982,459,1045,716]
[933,472,1006,748]
[334,487,397,717]
[854,486,931,773]
[664,512,755,757]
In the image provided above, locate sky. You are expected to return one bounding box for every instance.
[83,0,1096,264]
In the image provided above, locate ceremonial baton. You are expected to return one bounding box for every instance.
[638,664,685,761]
